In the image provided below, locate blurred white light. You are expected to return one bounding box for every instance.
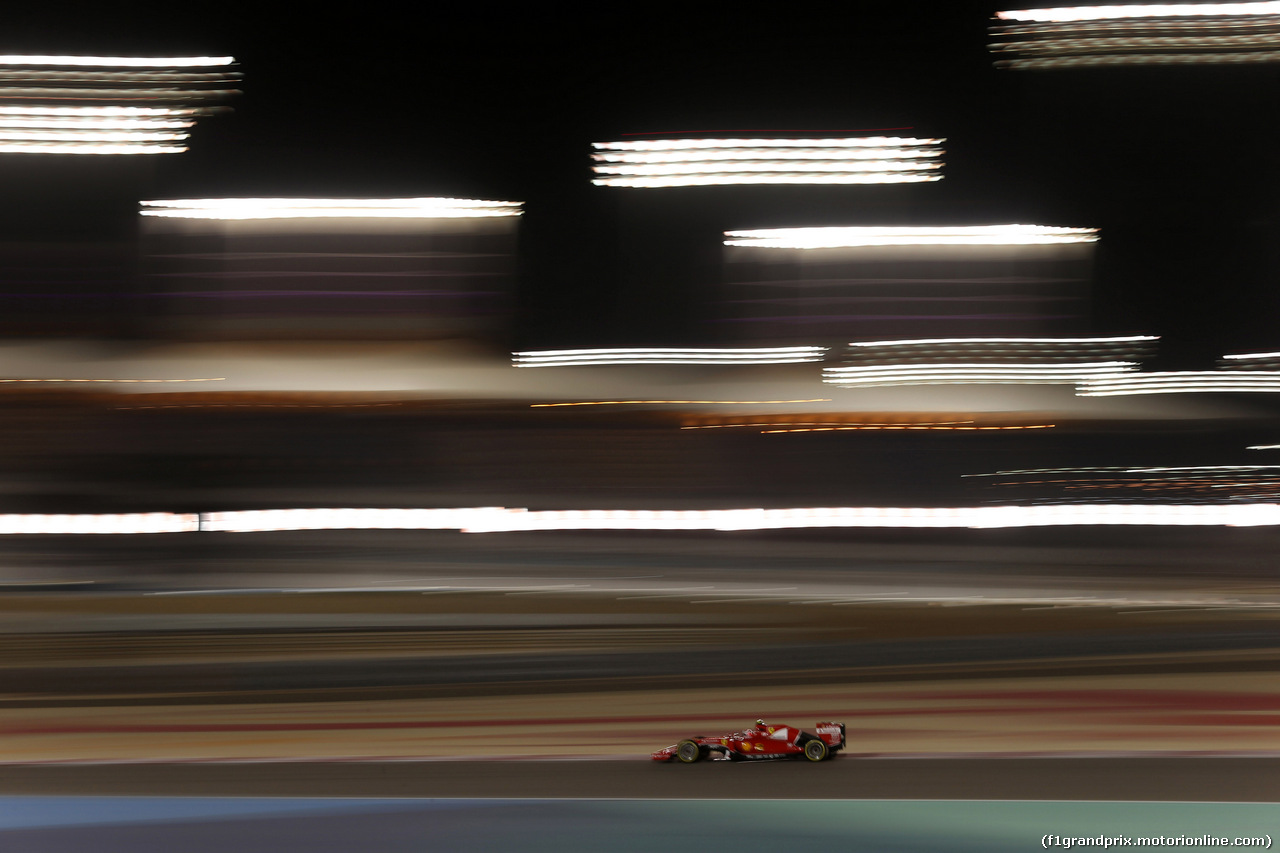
[0,56,237,155]
[968,464,1280,475]
[0,106,203,117]
[592,137,945,187]
[0,513,197,535]
[992,4,1280,67]
[0,129,188,142]
[454,504,1280,531]
[997,3,1280,22]
[0,55,236,67]
[824,361,1135,386]
[140,198,524,219]
[0,377,223,383]
[0,117,194,130]
[601,160,940,176]
[1078,372,1280,395]
[597,173,940,188]
[998,52,1280,68]
[1223,351,1280,360]
[202,508,507,533]
[725,225,1099,248]
[532,399,832,407]
[849,335,1155,348]
[10,505,1279,534]
[600,138,946,150]
[0,142,187,154]
[513,346,827,367]
[594,146,940,163]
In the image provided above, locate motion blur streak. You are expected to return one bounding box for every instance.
[513,347,826,367]
[725,225,1099,248]
[997,3,1280,23]
[194,504,1280,533]
[0,377,223,383]
[823,362,1134,386]
[850,335,1155,348]
[592,137,944,186]
[0,55,236,67]
[680,420,976,430]
[992,2,1280,67]
[1221,352,1280,369]
[0,143,188,154]
[531,399,832,407]
[0,55,237,154]
[0,513,197,534]
[139,198,524,219]
[1078,372,1280,395]
[759,424,1055,432]
[202,508,506,533]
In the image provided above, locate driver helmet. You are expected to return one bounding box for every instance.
[755,719,765,727]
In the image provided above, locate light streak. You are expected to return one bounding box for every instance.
[758,424,1054,432]
[0,513,197,534]
[992,3,1280,67]
[849,335,1155,347]
[0,129,188,142]
[1248,445,1280,450]
[596,173,940,188]
[0,105,205,116]
[0,117,194,129]
[0,56,237,154]
[824,361,1135,386]
[0,142,187,154]
[998,52,1280,68]
[598,137,944,149]
[725,225,1099,249]
[140,198,524,220]
[680,420,975,430]
[592,137,944,187]
[532,399,832,407]
[1077,372,1280,395]
[513,346,826,367]
[996,3,1280,23]
[1220,352,1280,370]
[6,504,1280,534]
[202,505,1280,532]
[0,377,223,383]
[968,464,1280,476]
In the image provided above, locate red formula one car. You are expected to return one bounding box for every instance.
[653,720,846,763]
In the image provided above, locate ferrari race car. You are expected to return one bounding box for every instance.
[653,720,846,763]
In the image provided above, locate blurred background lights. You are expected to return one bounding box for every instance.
[139,198,524,219]
[991,2,1280,67]
[1220,351,1280,369]
[724,225,1099,249]
[825,336,1151,386]
[824,362,1135,386]
[995,3,1280,23]
[592,137,945,187]
[1077,372,1280,395]
[513,346,827,367]
[0,55,238,154]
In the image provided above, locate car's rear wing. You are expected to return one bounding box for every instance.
[814,722,845,748]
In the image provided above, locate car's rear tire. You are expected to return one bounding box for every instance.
[676,740,702,763]
[803,739,829,762]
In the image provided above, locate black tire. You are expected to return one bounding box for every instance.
[803,739,828,762]
[676,740,702,764]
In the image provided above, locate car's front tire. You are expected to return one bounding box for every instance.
[676,740,702,763]
[803,739,829,762]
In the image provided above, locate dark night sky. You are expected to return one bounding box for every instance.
[2,5,1279,356]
